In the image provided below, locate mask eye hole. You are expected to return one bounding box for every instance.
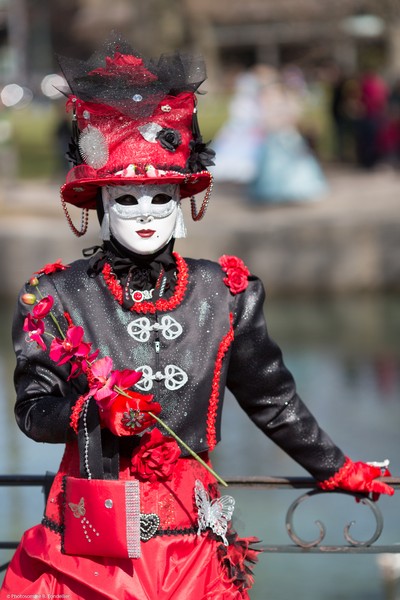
[115,194,138,206]
[152,194,172,205]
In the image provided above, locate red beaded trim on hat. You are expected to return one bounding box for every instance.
[206,313,234,450]
[102,252,188,314]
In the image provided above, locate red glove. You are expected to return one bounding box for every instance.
[318,457,394,500]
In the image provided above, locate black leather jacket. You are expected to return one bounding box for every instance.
[13,255,345,481]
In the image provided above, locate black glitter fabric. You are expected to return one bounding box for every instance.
[13,255,345,481]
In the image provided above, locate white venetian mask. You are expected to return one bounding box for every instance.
[101,183,186,254]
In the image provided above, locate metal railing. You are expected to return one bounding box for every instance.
[226,476,400,554]
[1,474,399,573]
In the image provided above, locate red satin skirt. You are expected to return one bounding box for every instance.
[0,454,258,600]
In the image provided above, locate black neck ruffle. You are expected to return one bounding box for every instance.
[84,238,176,308]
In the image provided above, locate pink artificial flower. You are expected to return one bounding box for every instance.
[32,295,54,319]
[23,315,46,350]
[67,348,99,381]
[67,361,85,381]
[88,356,117,407]
[35,260,69,275]
[112,369,142,391]
[87,348,100,363]
[88,357,143,410]
[49,325,92,366]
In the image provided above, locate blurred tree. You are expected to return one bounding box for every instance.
[49,0,220,88]
[5,0,28,84]
[69,0,190,56]
[5,0,400,93]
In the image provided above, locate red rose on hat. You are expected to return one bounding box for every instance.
[90,53,158,84]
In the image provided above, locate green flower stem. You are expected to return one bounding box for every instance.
[149,411,228,488]
[50,313,65,338]
[36,286,65,339]
[114,385,227,487]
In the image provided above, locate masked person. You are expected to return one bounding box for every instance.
[0,36,394,600]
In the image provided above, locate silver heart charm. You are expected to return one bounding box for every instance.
[140,513,160,541]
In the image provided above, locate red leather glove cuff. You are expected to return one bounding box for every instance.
[318,457,394,498]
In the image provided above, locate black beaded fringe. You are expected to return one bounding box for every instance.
[42,515,64,534]
[154,526,197,537]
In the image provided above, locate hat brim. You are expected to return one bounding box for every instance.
[61,171,212,210]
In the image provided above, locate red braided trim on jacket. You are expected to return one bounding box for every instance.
[70,394,87,433]
[206,313,234,450]
[102,252,188,314]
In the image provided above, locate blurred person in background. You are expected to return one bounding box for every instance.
[210,65,266,184]
[329,64,363,163]
[249,65,327,204]
[355,69,388,169]
[378,77,400,167]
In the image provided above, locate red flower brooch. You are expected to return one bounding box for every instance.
[131,428,180,482]
[219,255,250,295]
[34,259,70,275]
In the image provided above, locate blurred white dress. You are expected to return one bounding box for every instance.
[249,71,327,203]
[210,70,265,183]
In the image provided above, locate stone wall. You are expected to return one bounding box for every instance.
[1,168,400,297]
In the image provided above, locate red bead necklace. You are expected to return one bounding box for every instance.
[102,252,189,314]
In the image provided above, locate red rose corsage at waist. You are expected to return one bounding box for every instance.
[219,255,250,295]
[130,428,180,482]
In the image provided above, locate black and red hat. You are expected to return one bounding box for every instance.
[58,35,215,235]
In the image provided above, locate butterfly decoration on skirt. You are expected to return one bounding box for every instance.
[194,479,235,546]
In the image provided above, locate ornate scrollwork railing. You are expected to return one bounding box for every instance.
[0,474,399,573]
[285,489,383,548]
[225,476,400,554]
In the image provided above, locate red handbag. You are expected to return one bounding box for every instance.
[63,476,142,558]
[62,397,158,558]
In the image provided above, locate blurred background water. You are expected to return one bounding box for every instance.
[1,291,399,599]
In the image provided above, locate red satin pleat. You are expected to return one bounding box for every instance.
[0,525,247,600]
[0,453,253,599]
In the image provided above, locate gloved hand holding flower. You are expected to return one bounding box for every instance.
[99,389,160,436]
